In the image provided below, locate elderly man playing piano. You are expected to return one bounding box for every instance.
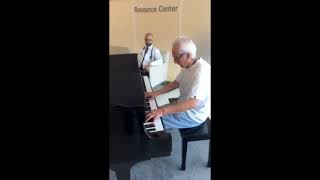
[145,36,211,129]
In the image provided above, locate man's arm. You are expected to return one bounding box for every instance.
[161,98,198,115]
[146,98,199,122]
[149,49,163,66]
[145,80,179,98]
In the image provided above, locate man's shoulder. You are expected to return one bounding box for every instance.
[139,47,145,52]
[194,58,209,67]
[198,59,210,70]
[199,58,210,65]
[190,59,210,77]
[153,46,161,52]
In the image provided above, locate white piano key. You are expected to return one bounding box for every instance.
[153,118,164,131]
[143,76,165,134]
[143,76,152,92]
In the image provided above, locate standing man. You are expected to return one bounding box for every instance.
[138,33,163,76]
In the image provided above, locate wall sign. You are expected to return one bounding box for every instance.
[134,5,178,13]
[132,0,181,52]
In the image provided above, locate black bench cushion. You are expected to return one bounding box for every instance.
[179,118,211,140]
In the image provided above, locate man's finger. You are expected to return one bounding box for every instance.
[145,113,150,119]
[146,117,155,123]
[153,114,161,120]
[145,114,154,122]
[145,113,153,121]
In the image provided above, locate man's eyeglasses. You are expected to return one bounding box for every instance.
[173,53,186,60]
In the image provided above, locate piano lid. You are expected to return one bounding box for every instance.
[109,54,145,108]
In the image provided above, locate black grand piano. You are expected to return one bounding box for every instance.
[109,54,172,180]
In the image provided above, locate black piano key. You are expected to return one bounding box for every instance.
[144,124,155,128]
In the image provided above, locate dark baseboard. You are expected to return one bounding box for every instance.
[153,81,171,90]
[161,81,171,86]
[168,98,179,104]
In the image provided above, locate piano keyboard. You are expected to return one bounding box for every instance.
[142,76,165,138]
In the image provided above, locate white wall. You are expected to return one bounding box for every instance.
[109,1,134,52]
[181,0,211,65]
[109,0,211,80]
[167,0,211,80]
[132,0,181,81]
[132,0,181,52]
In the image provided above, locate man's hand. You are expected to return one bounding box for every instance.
[145,91,159,99]
[143,64,150,72]
[145,108,164,122]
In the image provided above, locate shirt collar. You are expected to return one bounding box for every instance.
[187,57,202,70]
[145,44,153,50]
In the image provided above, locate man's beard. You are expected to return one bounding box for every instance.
[145,43,152,47]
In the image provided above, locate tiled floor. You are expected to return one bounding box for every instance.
[110,128,211,180]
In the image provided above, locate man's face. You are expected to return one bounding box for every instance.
[144,35,153,47]
[172,46,189,68]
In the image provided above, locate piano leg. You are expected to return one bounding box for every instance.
[111,163,132,180]
[115,170,130,180]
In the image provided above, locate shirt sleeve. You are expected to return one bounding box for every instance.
[149,48,163,66]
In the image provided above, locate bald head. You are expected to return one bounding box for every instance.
[144,33,154,47]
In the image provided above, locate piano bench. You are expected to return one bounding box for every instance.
[178,118,211,171]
